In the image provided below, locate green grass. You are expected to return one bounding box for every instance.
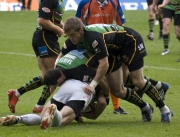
[0,10,180,137]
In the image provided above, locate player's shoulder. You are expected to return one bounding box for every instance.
[79,0,91,6]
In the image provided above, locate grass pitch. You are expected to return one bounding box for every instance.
[0,10,180,137]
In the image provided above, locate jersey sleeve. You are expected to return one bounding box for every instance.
[75,0,88,18]
[86,31,109,61]
[116,0,126,25]
[38,0,59,20]
[75,0,90,25]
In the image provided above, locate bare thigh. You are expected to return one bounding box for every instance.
[174,25,180,40]
[106,67,126,98]
[129,68,146,89]
[37,55,58,78]
[162,18,172,34]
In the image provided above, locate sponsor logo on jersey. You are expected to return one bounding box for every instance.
[59,58,72,65]
[92,40,98,48]
[83,75,89,82]
[69,50,84,59]
[42,7,50,13]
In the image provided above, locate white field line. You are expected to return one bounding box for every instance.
[1,51,180,71]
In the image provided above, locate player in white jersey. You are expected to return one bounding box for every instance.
[0,79,107,129]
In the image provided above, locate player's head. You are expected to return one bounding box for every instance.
[64,16,84,45]
[44,68,64,86]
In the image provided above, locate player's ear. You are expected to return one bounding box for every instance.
[79,27,84,33]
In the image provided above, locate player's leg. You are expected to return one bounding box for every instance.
[32,29,60,113]
[129,64,173,123]
[161,8,173,55]
[147,0,155,40]
[174,14,180,62]
[8,76,44,113]
[33,56,58,113]
[157,0,163,39]
[110,92,128,114]
[124,73,169,100]
[106,67,153,122]
[0,114,41,126]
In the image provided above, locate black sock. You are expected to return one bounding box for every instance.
[148,19,155,32]
[18,76,44,95]
[36,85,51,105]
[124,74,135,89]
[163,34,170,49]
[144,76,158,86]
[142,81,165,108]
[124,88,147,109]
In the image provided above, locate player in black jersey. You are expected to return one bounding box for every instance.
[62,16,173,123]
[7,0,65,113]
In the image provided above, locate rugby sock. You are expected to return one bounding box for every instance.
[148,19,155,33]
[142,81,165,108]
[163,34,170,49]
[141,103,150,112]
[124,88,147,109]
[124,74,136,89]
[160,105,170,114]
[52,109,62,127]
[109,90,119,110]
[17,76,44,96]
[144,76,162,89]
[36,85,51,106]
[136,76,163,98]
[18,114,41,125]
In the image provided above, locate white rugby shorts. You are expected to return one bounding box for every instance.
[53,79,94,110]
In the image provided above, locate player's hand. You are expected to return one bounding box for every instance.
[158,4,164,11]
[57,28,64,37]
[75,114,84,123]
[152,6,159,14]
[83,85,94,95]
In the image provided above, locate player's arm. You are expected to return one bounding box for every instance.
[38,18,64,37]
[158,0,170,10]
[152,0,161,13]
[38,0,64,37]
[115,0,126,26]
[84,57,109,95]
[59,20,64,29]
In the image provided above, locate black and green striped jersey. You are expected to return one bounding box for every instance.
[56,49,97,82]
[56,49,121,82]
[63,24,147,65]
[38,0,65,29]
[164,0,180,13]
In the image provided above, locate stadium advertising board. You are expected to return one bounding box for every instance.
[0,0,147,11]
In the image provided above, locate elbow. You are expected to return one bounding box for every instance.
[38,18,45,27]
[105,62,109,71]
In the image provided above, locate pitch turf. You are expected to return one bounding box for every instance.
[0,10,180,137]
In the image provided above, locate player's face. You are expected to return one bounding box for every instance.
[65,28,84,45]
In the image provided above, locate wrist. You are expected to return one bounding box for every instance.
[55,58,59,66]
[89,80,98,89]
